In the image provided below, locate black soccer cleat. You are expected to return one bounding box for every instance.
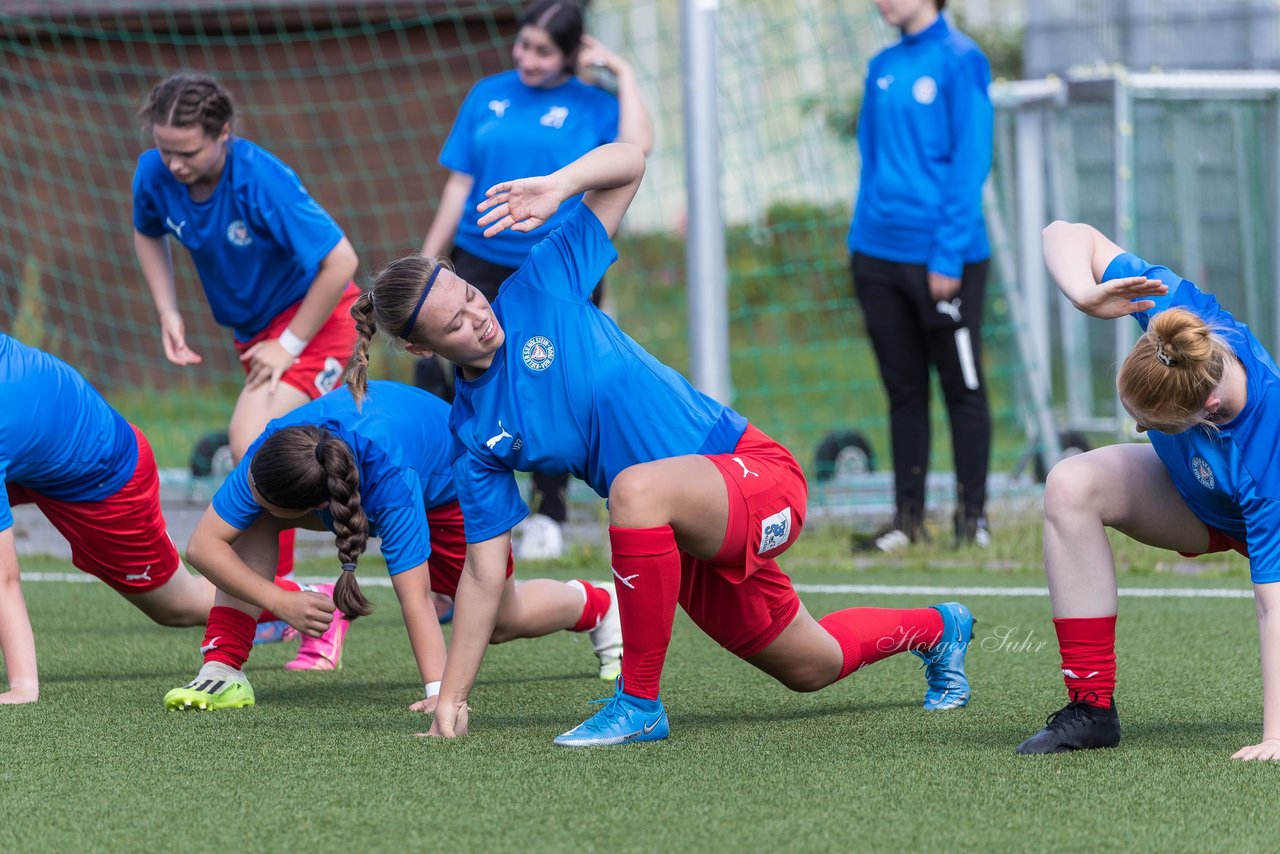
[1016,694,1120,754]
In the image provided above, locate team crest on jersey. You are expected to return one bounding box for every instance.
[540,106,569,128]
[1191,455,1215,490]
[522,336,556,371]
[759,506,793,555]
[226,220,253,247]
[913,75,938,105]
[314,357,343,395]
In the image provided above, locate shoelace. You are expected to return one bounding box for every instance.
[1044,691,1102,730]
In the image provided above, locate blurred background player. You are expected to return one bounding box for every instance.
[163,380,621,712]
[0,334,297,704]
[131,73,360,642]
[1022,220,1280,761]
[416,0,653,560]
[353,142,974,747]
[849,0,994,551]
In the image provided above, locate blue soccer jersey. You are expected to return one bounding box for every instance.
[132,137,345,341]
[212,382,456,574]
[848,15,992,277]
[450,204,748,543]
[1106,252,1280,583]
[440,71,619,268]
[0,335,138,532]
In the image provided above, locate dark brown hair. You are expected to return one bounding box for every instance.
[520,0,584,72]
[250,425,373,618]
[1117,308,1230,434]
[345,254,452,406]
[138,73,236,137]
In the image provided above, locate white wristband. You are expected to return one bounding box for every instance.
[424,681,442,699]
[278,328,310,357]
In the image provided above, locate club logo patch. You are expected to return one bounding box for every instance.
[913,75,938,105]
[1191,455,1215,490]
[522,336,556,372]
[226,220,253,247]
[314,357,343,394]
[759,506,793,555]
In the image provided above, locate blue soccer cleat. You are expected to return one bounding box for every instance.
[553,677,669,747]
[911,601,974,710]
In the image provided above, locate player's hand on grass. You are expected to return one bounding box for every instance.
[275,589,336,638]
[240,338,296,393]
[1073,275,1167,319]
[477,175,565,237]
[419,699,469,738]
[1232,738,1280,761]
[408,695,439,714]
[158,309,203,366]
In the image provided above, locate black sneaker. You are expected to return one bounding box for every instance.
[1015,694,1120,754]
[852,510,925,554]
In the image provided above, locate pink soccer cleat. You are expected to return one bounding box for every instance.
[284,583,351,671]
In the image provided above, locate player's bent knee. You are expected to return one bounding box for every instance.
[608,466,670,527]
[1043,454,1105,517]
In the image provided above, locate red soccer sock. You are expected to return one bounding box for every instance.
[256,577,302,624]
[818,607,944,681]
[1054,615,1117,708]
[201,606,257,669]
[275,529,296,578]
[610,525,681,701]
[569,579,612,633]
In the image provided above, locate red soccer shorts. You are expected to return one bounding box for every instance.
[678,424,808,658]
[1179,525,1249,559]
[8,426,180,594]
[421,500,513,599]
[236,283,360,400]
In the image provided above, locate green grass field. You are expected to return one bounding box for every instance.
[2,525,1274,853]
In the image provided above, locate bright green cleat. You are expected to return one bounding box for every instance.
[164,676,255,711]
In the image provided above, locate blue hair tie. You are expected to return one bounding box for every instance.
[398,264,443,340]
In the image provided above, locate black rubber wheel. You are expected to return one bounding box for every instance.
[1033,431,1091,482]
[814,430,876,482]
[190,430,233,478]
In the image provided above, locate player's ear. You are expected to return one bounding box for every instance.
[403,342,434,359]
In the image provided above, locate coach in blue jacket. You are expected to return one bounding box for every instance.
[849,0,994,552]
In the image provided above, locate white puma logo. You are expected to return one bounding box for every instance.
[540,106,569,128]
[199,637,221,654]
[612,568,640,589]
[485,420,513,450]
[732,457,759,478]
[165,216,186,239]
[488,99,510,117]
[1061,669,1099,679]
[125,565,152,582]
[935,299,962,322]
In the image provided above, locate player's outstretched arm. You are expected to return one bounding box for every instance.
[186,506,335,638]
[1233,581,1280,760]
[391,562,448,714]
[423,532,512,738]
[134,229,203,367]
[477,142,645,240]
[1042,221,1166,319]
[0,528,38,704]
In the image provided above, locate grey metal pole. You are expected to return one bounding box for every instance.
[682,0,731,403]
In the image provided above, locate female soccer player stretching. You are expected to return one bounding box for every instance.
[0,334,294,704]
[1020,221,1280,760]
[131,73,360,651]
[353,143,974,746]
[163,381,620,711]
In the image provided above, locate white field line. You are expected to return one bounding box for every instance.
[21,573,1253,599]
